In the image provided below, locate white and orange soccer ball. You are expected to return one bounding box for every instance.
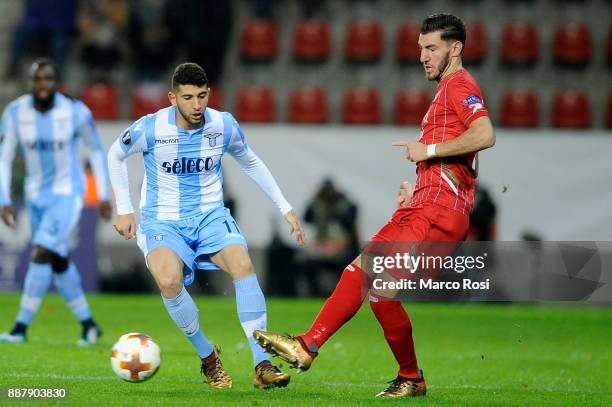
[110,333,161,382]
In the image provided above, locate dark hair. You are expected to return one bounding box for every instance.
[172,62,209,89]
[29,57,58,78]
[421,13,466,51]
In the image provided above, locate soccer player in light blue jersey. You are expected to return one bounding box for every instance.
[107,63,306,389]
[0,58,112,346]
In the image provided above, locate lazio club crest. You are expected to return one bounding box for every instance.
[204,132,222,148]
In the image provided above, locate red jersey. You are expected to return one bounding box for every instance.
[408,68,489,215]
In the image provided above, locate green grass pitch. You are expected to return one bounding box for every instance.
[0,293,611,406]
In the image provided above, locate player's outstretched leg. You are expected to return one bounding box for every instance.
[369,293,426,397]
[0,259,53,343]
[51,258,101,346]
[254,261,369,371]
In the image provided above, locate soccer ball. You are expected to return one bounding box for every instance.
[110,333,161,382]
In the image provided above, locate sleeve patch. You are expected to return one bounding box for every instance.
[462,95,484,115]
[121,130,131,145]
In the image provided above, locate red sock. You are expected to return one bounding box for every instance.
[300,264,369,351]
[369,294,420,379]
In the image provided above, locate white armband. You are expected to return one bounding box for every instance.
[426,144,437,158]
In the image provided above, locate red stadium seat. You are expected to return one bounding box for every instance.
[240,19,279,61]
[345,20,384,62]
[342,88,381,124]
[553,24,592,66]
[396,22,421,63]
[552,90,591,129]
[207,87,223,111]
[131,83,168,120]
[463,23,487,65]
[606,93,612,129]
[394,89,431,125]
[501,24,539,65]
[289,87,328,124]
[236,87,275,123]
[81,83,119,120]
[292,20,331,61]
[500,90,539,128]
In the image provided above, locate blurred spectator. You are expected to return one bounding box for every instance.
[6,0,76,80]
[300,179,360,296]
[128,0,173,81]
[468,184,497,241]
[77,0,128,82]
[166,1,233,85]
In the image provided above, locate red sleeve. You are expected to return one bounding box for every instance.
[447,79,489,127]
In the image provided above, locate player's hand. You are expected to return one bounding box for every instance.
[114,213,136,240]
[396,182,415,208]
[1,206,16,228]
[99,201,113,222]
[284,210,306,246]
[392,140,428,162]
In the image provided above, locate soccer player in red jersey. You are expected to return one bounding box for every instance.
[254,13,495,398]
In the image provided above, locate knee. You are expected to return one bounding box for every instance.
[151,263,183,298]
[227,257,255,280]
[157,274,183,298]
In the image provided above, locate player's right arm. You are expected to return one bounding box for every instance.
[107,118,150,240]
[0,106,19,228]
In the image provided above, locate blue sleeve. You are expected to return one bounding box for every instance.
[221,112,249,157]
[118,114,154,156]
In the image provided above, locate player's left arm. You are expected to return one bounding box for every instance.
[393,81,495,162]
[432,116,495,158]
[76,102,112,221]
[224,113,305,245]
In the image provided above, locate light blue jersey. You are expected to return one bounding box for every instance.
[110,105,292,279]
[0,93,110,207]
[116,106,283,220]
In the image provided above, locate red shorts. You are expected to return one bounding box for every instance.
[372,203,469,243]
[364,204,469,282]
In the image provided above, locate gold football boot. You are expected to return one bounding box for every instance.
[253,330,315,372]
[253,360,291,389]
[375,373,426,398]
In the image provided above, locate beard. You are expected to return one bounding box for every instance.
[33,92,54,111]
[177,105,203,128]
[427,52,451,82]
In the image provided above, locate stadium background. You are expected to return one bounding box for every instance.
[0,0,610,295]
[0,2,611,406]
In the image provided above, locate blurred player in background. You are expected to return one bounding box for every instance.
[254,13,496,398]
[0,58,111,346]
[107,62,305,390]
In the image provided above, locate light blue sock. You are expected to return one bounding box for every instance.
[234,274,268,367]
[162,286,214,359]
[53,262,92,321]
[16,263,53,325]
